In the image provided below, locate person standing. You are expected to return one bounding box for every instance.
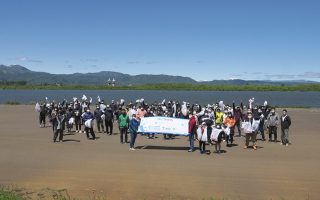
[242,111,260,150]
[215,108,224,126]
[52,110,65,143]
[118,109,130,144]
[188,113,197,152]
[94,105,104,133]
[266,108,280,142]
[224,112,236,147]
[104,105,114,135]
[280,109,292,146]
[129,114,140,150]
[39,104,47,128]
[65,106,75,133]
[82,109,96,140]
[197,122,208,154]
[233,103,243,137]
[258,108,266,141]
[74,103,82,133]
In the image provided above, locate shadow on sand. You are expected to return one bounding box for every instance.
[62,139,81,142]
[135,145,190,151]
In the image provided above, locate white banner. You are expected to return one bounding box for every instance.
[138,117,189,135]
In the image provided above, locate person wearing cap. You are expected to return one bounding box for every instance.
[104,105,114,135]
[129,114,140,150]
[118,109,130,144]
[280,109,292,146]
[266,108,280,142]
[242,111,260,150]
[224,112,236,147]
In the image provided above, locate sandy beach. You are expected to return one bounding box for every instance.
[0,105,320,200]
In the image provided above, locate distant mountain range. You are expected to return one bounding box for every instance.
[0,64,318,86]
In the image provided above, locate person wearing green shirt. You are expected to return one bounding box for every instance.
[118,109,129,144]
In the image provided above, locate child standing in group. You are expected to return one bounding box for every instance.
[197,122,208,154]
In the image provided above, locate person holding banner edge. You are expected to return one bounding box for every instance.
[129,114,140,150]
[188,112,197,152]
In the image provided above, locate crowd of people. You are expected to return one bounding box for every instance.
[35,95,292,153]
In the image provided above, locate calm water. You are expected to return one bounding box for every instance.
[0,90,320,107]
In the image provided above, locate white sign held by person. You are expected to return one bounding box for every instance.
[138,117,189,135]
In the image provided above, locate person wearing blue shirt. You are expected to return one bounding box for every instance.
[82,109,96,140]
[129,114,140,150]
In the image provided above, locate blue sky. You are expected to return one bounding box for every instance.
[0,0,320,81]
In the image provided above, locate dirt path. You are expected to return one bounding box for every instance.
[0,105,320,199]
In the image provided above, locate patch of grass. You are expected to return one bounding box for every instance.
[0,185,111,200]
[0,186,75,200]
[0,186,23,200]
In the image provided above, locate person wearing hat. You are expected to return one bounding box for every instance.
[242,111,260,150]
[280,109,292,146]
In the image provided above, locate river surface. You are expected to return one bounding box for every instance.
[1,90,320,107]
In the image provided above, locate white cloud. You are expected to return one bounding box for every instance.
[16,57,43,63]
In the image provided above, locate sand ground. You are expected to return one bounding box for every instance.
[0,105,320,200]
